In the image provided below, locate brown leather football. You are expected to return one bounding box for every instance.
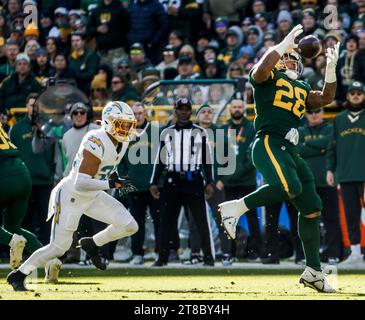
[295,35,321,59]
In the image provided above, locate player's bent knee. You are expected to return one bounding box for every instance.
[124,219,139,236]
[48,242,68,258]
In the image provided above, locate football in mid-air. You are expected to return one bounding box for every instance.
[295,35,322,59]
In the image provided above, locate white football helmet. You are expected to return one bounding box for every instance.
[101,101,137,143]
[277,49,303,80]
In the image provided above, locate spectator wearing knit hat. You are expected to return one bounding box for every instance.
[275,10,293,43]
[254,12,273,33]
[239,25,263,55]
[39,10,55,45]
[24,23,40,42]
[175,55,200,80]
[9,23,25,48]
[0,53,42,114]
[218,26,244,66]
[33,47,53,85]
[129,43,153,81]
[90,73,109,107]
[48,7,69,38]
[213,16,229,49]
[301,8,318,37]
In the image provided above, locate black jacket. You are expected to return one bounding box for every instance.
[87,0,129,51]
[128,0,169,47]
[0,72,42,113]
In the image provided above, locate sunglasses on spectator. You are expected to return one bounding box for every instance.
[118,65,130,69]
[72,110,86,116]
[230,68,241,71]
[112,80,122,85]
[306,109,322,115]
[349,91,364,96]
[92,88,104,92]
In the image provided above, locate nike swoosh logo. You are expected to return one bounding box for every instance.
[308,270,317,278]
[90,145,96,150]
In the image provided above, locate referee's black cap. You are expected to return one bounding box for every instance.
[175,97,192,109]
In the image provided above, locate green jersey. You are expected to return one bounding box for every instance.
[249,68,311,139]
[0,124,28,176]
[0,124,19,160]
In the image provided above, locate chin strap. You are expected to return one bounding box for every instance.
[285,69,298,80]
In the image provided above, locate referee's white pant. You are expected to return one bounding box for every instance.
[19,180,138,275]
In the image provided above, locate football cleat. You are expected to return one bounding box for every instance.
[222,254,233,266]
[7,269,29,291]
[45,258,63,283]
[77,237,106,271]
[218,199,245,240]
[299,266,336,293]
[9,234,27,270]
[130,255,144,265]
[340,252,363,266]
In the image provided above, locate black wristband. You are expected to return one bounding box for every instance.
[108,179,116,189]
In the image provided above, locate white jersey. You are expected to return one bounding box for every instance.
[65,128,129,195]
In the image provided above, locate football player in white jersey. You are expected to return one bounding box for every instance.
[7,101,139,291]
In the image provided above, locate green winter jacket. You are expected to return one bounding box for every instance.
[327,109,365,183]
[0,72,42,113]
[9,116,54,185]
[68,48,100,95]
[298,120,333,187]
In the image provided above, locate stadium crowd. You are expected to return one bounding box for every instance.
[0,0,365,267]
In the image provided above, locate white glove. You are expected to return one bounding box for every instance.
[275,24,304,56]
[325,42,340,83]
[285,128,299,146]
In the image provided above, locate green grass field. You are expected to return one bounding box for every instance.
[1,267,365,300]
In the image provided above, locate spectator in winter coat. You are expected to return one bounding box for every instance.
[128,0,169,64]
[87,0,129,69]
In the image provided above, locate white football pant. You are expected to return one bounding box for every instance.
[19,180,138,275]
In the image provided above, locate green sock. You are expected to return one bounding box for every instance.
[0,227,13,246]
[298,215,321,271]
[244,185,288,209]
[18,228,43,253]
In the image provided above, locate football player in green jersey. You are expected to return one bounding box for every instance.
[219,24,340,293]
[0,123,43,269]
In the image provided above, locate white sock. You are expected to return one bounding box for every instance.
[351,244,361,256]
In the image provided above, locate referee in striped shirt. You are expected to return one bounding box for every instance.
[150,98,215,266]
